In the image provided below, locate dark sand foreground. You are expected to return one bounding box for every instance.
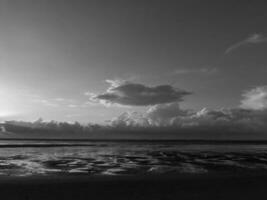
[1,173,267,200]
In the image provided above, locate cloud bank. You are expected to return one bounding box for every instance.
[88,80,191,106]
[87,81,267,135]
[109,86,267,138]
[111,104,265,129]
[5,83,267,140]
[225,33,267,54]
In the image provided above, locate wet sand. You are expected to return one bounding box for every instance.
[0,173,267,200]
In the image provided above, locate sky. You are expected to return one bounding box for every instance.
[0,0,267,125]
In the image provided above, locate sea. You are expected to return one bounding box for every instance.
[0,139,267,176]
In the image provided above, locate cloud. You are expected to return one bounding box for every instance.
[174,68,217,75]
[110,85,267,136]
[31,96,85,109]
[146,102,189,126]
[225,33,267,54]
[111,105,267,134]
[5,84,267,139]
[111,111,150,127]
[68,104,79,108]
[240,86,267,110]
[89,80,191,106]
[32,99,59,107]
[91,83,267,136]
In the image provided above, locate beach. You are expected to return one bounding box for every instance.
[0,140,267,199]
[0,173,267,200]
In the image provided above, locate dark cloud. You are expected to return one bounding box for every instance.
[91,80,191,106]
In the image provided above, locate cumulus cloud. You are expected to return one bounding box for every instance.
[146,103,189,126]
[111,105,267,134]
[4,84,267,139]
[225,33,267,54]
[89,80,191,106]
[111,85,267,135]
[240,86,267,110]
[111,112,150,127]
[85,84,267,138]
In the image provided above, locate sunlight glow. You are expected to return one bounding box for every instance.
[0,87,20,118]
[0,110,17,117]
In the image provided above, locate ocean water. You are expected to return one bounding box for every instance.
[1,140,267,176]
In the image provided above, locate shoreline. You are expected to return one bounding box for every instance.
[3,137,267,144]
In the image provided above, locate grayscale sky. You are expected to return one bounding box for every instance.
[0,0,267,123]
